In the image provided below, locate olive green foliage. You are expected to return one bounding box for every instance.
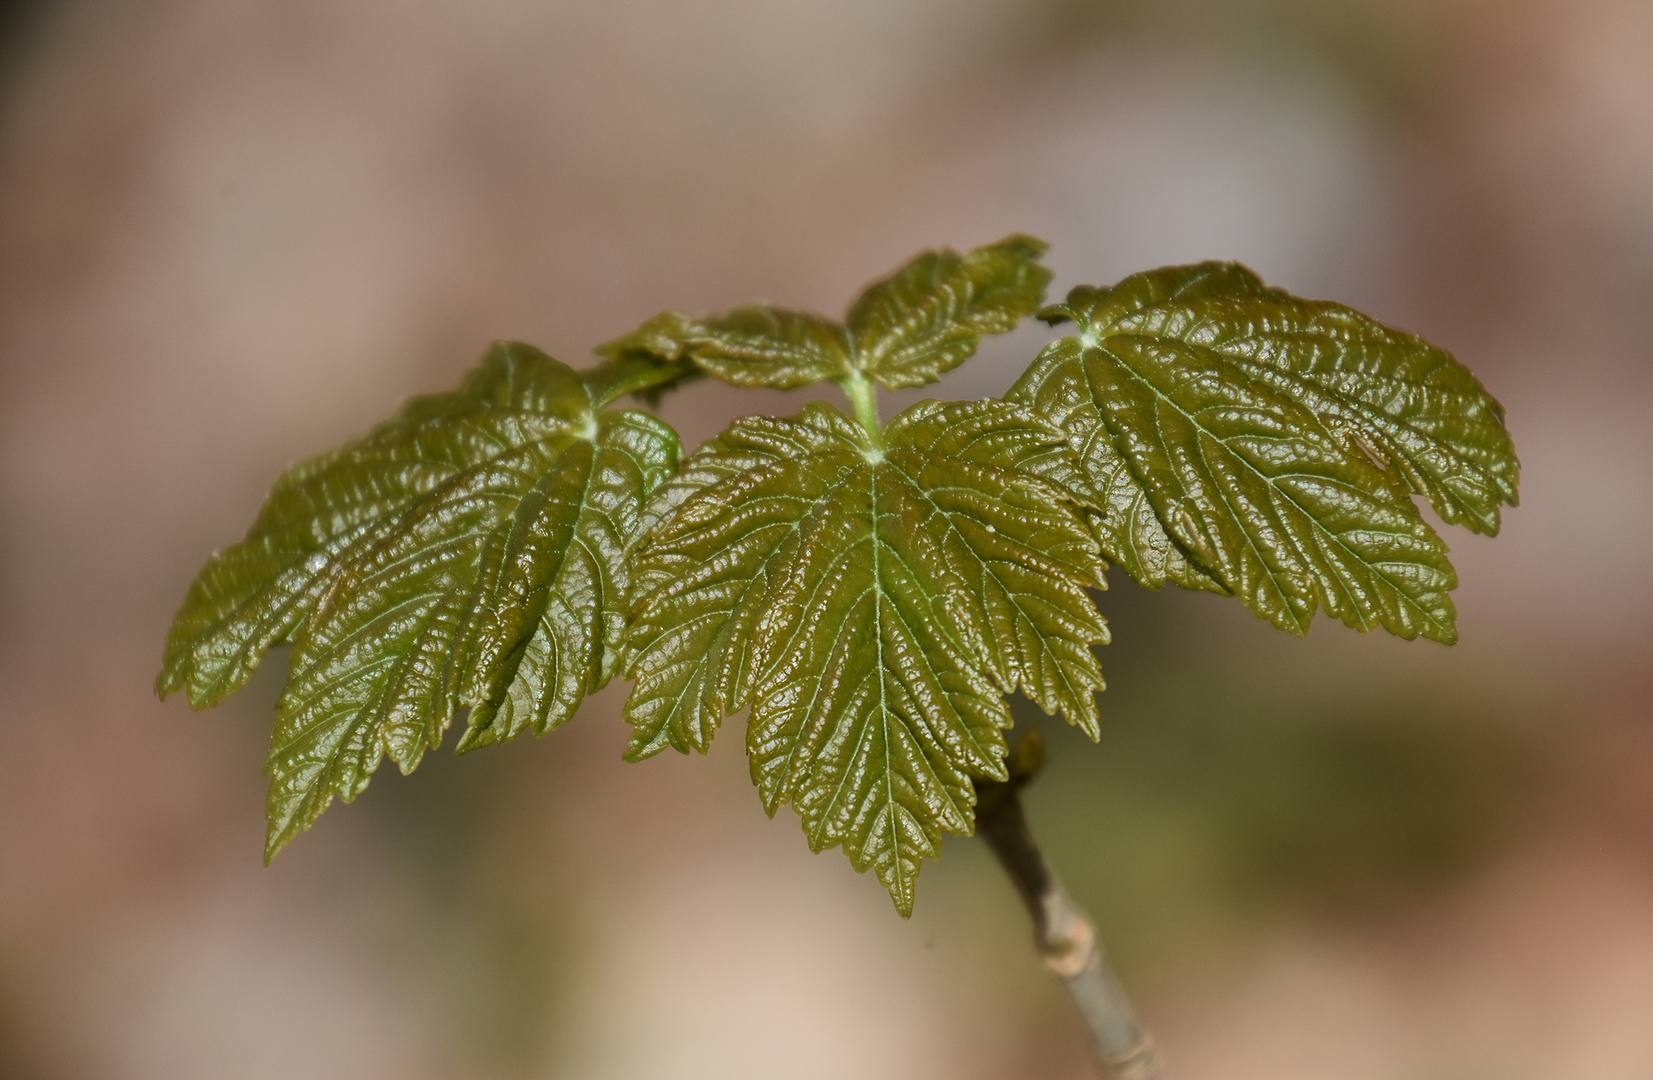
[159,236,1518,910]
[158,345,686,858]
[1011,262,1517,643]
[595,234,1051,391]
[623,400,1106,913]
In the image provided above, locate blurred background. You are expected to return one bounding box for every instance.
[1,1,1650,1077]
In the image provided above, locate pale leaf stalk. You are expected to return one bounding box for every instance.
[840,370,883,444]
[976,761,1163,1079]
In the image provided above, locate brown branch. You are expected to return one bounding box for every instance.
[974,731,1164,1080]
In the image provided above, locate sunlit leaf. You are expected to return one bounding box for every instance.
[623,399,1106,913]
[1011,263,1520,642]
[158,240,1523,924]
[844,234,1052,389]
[598,306,852,389]
[596,235,1051,391]
[157,343,683,858]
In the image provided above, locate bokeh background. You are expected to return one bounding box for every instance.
[2,1,1651,1077]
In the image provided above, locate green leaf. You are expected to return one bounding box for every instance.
[846,233,1053,389]
[623,399,1106,914]
[598,306,853,389]
[157,342,681,858]
[1049,263,1520,534]
[595,235,1051,392]
[1012,263,1520,643]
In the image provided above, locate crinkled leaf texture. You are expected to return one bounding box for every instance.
[157,343,684,859]
[1010,262,1520,643]
[623,399,1108,914]
[597,235,1052,391]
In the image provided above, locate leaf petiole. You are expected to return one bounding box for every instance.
[839,370,882,446]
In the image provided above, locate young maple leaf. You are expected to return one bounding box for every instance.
[597,234,1053,391]
[1010,262,1520,643]
[158,344,687,858]
[623,399,1107,914]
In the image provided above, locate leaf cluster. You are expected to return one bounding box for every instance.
[159,237,1517,912]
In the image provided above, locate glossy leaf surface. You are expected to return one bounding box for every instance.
[1011,263,1520,642]
[623,400,1107,913]
[598,306,852,389]
[596,235,1051,392]
[158,343,682,858]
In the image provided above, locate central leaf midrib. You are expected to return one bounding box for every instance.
[803,465,908,895]
[763,457,964,885]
